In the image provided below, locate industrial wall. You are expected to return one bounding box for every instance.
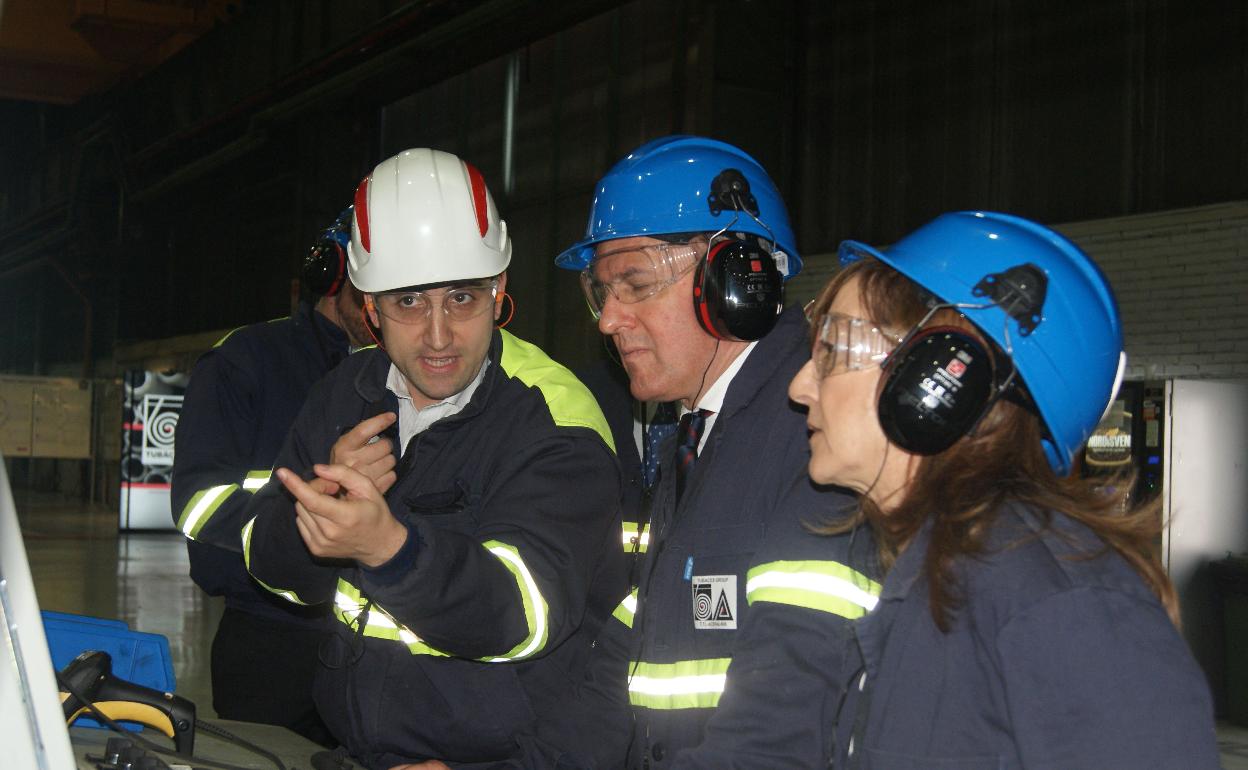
[1059,202,1248,382]
[0,0,1245,378]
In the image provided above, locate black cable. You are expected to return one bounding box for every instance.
[195,718,291,770]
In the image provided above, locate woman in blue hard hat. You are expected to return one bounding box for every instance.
[787,211,1219,768]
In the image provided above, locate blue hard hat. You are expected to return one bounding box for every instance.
[324,206,353,248]
[555,135,802,278]
[840,211,1125,475]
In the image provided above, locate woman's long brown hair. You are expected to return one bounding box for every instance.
[808,258,1177,631]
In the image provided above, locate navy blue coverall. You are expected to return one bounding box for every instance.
[832,504,1219,769]
[171,301,347,741]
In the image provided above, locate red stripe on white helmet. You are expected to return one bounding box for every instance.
[464,162,489,238]
[353,175,372,253]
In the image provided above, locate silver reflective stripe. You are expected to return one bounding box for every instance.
[621,522,649,551]
[627,658,732,710]
[178,484,237,538]
[242,470,271,492]
[747,570,880,612]
[482,542,549,661]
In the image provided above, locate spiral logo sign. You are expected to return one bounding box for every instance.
[140,394,183,467]
[691,575,737,630]
[694,585,713,620]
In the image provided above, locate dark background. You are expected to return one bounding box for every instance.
[1,0,1244,376]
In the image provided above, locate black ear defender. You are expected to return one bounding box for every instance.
[693,237,783,341]
[694,168,784,341]
[876,326,1005,454]
[301,234,348,297]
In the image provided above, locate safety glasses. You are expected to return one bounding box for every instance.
[810,310,904,378]
[578,242,703,318]
[373,280,498,326]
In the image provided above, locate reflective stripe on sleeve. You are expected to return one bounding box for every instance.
[612,589,639,628]
[177,483,239,539]
[621,521,649,553]
[481,540,550,661]
[242,470,271,492]
[628,658,732,710]
[334,580,450,657]
[239,517,312,605]
[745,560,881,618]
[332,540,551,661]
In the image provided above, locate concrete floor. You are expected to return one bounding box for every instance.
[17,489,220,718]
[15,489,1248,767]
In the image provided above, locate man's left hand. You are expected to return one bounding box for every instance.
[276,464,408,567]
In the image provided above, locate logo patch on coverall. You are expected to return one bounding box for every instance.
[692,575,737,629]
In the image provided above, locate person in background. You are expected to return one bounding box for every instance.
[171,208,369,743]
[788,210,1219,768]
[575,357,676,586]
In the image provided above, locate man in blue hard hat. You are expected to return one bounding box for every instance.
[553,136,879,768]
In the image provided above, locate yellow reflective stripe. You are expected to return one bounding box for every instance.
[612,589,639,628]
[240,517,312,605]
[177,483,239,539]
[242,470,271,492]
[745,560,881,619]
[481,540,550,661]
[498,329,615,453]
[621,521,649,553]
[334,580,449,657]
[628,658,732,710]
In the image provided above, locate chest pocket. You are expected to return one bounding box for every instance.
[683,523,763,636]
[862,748,1004,770]
[400,482,478,536]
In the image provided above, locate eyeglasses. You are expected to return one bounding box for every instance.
[579,242,703,318]
[373,280,498,326]
[811,310,903,378]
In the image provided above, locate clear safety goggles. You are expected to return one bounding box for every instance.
[811,309,904,378]
[579,242,703,318]
[373,279,498,326]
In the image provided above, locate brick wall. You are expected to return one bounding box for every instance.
[1056,202,1248,381]
[790,202,1248,381]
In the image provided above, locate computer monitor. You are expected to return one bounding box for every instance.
[0,457,78,770]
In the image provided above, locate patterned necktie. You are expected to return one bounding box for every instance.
[643,402,678,488]
[675,408,712,503]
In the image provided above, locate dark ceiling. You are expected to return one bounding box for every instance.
[0,0,242,104]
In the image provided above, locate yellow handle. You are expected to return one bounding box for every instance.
[65,699,176,738]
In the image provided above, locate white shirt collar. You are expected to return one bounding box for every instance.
[687,340,758,415]
[385,357,489,455]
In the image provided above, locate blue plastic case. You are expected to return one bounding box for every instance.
[42,611,176,730]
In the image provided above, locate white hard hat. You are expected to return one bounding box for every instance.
[347,148,512,293]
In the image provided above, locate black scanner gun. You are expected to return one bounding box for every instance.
[58,650,196,754]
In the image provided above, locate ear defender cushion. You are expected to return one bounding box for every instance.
[693,239,783,341]
[877,327,997,455]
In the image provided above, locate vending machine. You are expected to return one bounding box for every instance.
[1085,378,1248,711]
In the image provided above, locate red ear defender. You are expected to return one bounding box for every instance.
[693,239,783,341]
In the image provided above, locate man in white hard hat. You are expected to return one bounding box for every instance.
[239,149,626,768]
